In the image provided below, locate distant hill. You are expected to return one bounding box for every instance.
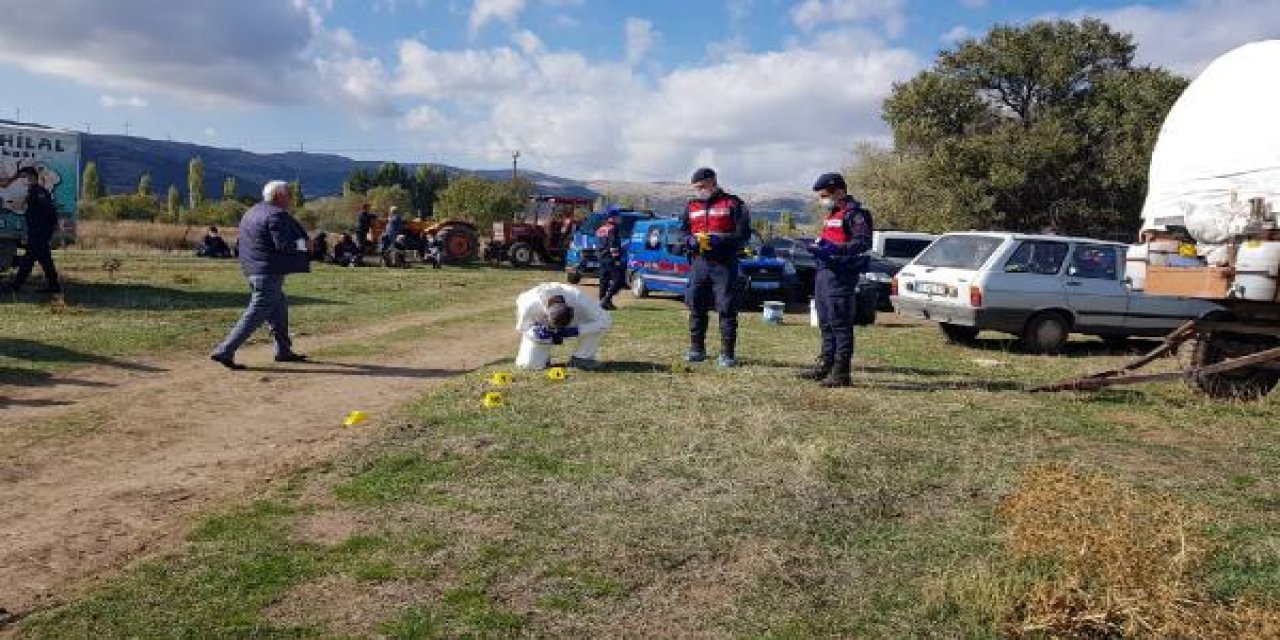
[77,133,808,216]
[80,134,598,202]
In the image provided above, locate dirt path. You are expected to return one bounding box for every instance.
[0,297,522,623]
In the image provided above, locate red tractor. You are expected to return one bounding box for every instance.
[486,196,593,267]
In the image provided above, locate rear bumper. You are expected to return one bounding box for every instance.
[892,296,978,326]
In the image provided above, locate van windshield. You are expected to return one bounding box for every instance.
[912,235,1003,270]
[883,238,934,260]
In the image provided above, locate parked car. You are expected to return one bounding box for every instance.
[564,209,656,284]
[625,219,798,305]
[891,232,1223,353]
[765,236,899,311]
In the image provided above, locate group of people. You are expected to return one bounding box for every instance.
[512,167,873,388]
[205,167,873,388]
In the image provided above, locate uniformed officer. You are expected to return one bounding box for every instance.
[681,167,751,367]
[798,172,873,387]
[595,207,624,310]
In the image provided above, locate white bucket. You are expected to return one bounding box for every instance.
[809,298,819,327]
[1125,244,1147,290]
[762,301,785,325]
[1232,240,1280,302]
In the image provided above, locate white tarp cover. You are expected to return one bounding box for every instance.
[1141,40,1280,235]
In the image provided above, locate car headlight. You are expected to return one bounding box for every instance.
[863,271,892,283]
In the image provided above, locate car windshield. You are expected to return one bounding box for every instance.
[912,235,1003,270]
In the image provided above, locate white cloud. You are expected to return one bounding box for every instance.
[0,1,316,106]
[1071,0,1280,77]
[941,25,973,44]
[625,18,657,65]
[470,0,527,33]
[99,95,149,108]
[204,127,218,138]
[791,0,908,38]
[376,29,921,188]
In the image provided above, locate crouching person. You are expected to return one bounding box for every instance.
[515,283,611,371]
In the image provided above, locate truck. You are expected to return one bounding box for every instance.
[0,122,80,271]
[564,208,655,283]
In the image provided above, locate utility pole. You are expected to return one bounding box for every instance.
[512,150,520,182]
[14,107,20,123]
[124,121,131,137]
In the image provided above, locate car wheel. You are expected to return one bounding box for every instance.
[1021,312,1070,355]
[630,271,649,298]
[940,323,981,344]
[508,242,535,268]
[566,271,582,285]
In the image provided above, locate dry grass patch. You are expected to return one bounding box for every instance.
[998,464,1280,638]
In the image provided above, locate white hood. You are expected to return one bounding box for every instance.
[515,283,611,336]
[1141,40,1280,235]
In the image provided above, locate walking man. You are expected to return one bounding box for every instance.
[596,207,624,310]
[0,166,61,295]
[798,172,873,387]
[210,180,311,370]
[681,167,750,367]
[355,202,374,253]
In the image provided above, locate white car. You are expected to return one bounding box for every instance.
[891,232,1223,353]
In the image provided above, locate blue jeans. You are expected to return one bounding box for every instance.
[212,274,293,358]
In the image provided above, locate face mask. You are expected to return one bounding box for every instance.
[818,197,837,211]
[696,188,714,199]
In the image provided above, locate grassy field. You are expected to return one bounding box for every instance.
[1,250,549,385]
[14,278,1280,637]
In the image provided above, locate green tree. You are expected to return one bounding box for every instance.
[779,210,796,233]
[167,184,181,217]
[187,157,205,209]
[374,162,410,189]
[78,194,161,221]
[411,165,450,217]
[81,161,104,201]
[289,180,305,208]
[222,175,237,200]
[137,172,152,197]
[434,175,525,229]
[867,18,1186,238]
[364,185,414,217]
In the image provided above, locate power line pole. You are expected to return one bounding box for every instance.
[511,150,520,182]
[124,121,131,137]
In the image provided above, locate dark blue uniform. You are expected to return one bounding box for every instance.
[596,217,624,308]
[680,190,750,361]
[811,197,872,385]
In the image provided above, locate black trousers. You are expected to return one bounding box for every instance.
[815,268,858,362]
[11,231,59,292]
[686,257,739,354]
[598,256,623,300]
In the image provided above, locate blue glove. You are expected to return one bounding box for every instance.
[557,326,580,339]
[685,235,701,252]
[532,324,555,341]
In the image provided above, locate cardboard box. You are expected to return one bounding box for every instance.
[1145,266,1233,299]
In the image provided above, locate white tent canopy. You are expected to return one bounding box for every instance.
[1141,40,1280,235]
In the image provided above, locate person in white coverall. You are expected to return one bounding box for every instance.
[515,283,612,371]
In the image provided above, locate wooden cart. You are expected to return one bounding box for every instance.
[1033,269,1280,400]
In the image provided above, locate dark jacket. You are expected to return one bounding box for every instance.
[237,202,311,276]
[24,183,58,236]
[817,196,873,275]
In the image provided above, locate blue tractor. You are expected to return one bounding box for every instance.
[564,208,655,284]
[623,218,798,304]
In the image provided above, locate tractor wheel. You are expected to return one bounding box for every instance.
[0,239,17,272]
[939,323,980,344]
[438,226,479,264]
[629,271,649,298]
[1020,311,1070,355]
[508,242,535,268]
[1190,331,1279,399]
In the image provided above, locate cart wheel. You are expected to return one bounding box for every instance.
[1190,332,1280,399]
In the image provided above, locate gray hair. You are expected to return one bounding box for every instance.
[262,180,291,204]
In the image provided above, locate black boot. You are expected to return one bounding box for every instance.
[821,358,852,388]
[797,356,832,380]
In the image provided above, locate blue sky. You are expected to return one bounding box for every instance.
[0,0,1277,191]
